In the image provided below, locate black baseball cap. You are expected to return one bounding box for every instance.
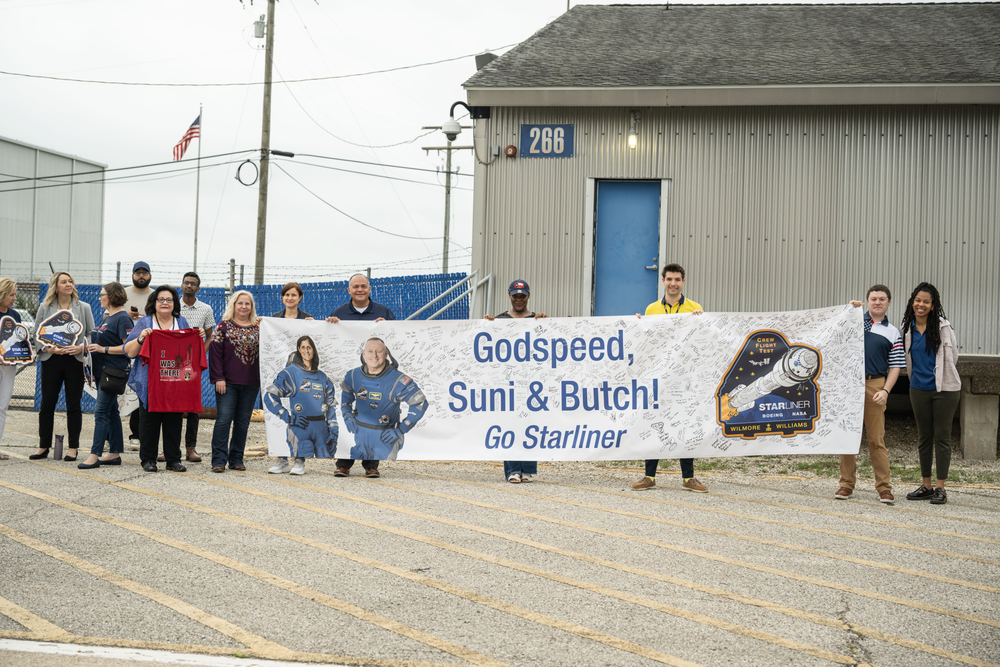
[508,280,529,296]
[132,261,150,273]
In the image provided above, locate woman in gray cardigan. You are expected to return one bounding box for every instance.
[31,272,95,461]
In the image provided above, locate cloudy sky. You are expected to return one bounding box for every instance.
[0,0,964,286]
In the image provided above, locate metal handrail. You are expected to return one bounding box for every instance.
[405,271,478,321]
[426,273,492,321]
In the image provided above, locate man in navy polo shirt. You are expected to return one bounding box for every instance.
[325,272,396,477]
[839,284,905,504]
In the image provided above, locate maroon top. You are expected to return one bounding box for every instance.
[208,320,260,386]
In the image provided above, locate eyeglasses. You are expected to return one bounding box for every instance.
[155,298,173,304]
[99,293,108,297]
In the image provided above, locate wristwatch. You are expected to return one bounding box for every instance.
[105,346,109,354]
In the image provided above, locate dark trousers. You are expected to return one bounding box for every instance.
[336,458,379,470]
[129,410,141,440]
[138,404,183,466]
[185,412,200,447]
[909,387,961,481]
[645,458,694,479]
[39,355,85,448]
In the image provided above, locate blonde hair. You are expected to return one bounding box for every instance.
[42,272,78,306]
[0,278,16,305]
[222,290,257,323]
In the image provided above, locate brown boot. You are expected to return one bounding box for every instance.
[186,446,202,463]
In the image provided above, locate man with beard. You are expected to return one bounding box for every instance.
[123,261,153,448]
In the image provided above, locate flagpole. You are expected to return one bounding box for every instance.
[193,104,202,272]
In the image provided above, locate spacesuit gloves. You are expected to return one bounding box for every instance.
[289,414,308,429]
[343,414,359,434]
[380,427,404,446]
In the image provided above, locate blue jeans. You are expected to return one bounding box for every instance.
[211,384,259,468]
[90,387,124,456]
[503,461,537,478]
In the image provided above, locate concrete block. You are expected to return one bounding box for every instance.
[960,377,998,461]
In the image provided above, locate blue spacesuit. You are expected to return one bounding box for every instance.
[264,362,338,458]
[341,363,428,461]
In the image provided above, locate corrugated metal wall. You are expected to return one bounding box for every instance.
[471,105,1000,354]
[0,137,105,282]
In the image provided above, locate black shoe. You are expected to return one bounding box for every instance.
[29,448,50,460]
[929,487,947,504]
[141,461,158,472]
[906,485,934,500]
[63,453,77,462]
[165,461,187,473]
[77,460,101,469]
[99,457,122,466]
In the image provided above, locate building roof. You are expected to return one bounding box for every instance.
[463,3,1000,106]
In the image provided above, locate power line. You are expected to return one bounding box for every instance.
[271,162,444,242]
[0,158,246,193]
[0,149,255,184]
[295,153,468,177]
[274,158,473,191]
[0,44,517,87]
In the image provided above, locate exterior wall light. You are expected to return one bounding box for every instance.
[628,110,641,149]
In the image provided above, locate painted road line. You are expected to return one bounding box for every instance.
[0,523,290,658]
[0,636,456,667]
[339,474,1000,631]
[0,595,72,640]
[533,478,1000,568]
[0,475,507,667]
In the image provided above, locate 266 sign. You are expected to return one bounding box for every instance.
[519,124,574,158]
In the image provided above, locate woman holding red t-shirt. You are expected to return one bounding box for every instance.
[124,285,203,473]
[209,291,260,473]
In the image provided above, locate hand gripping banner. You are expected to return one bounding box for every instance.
[259,306,864,461]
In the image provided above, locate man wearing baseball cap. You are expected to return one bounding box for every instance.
[485,279,547,483]
[123,261,153,448]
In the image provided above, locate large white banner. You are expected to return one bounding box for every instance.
[259,306,864,461]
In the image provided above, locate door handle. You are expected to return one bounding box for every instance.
[645,265,657,270]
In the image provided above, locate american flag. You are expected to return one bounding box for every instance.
[172,115,200,161]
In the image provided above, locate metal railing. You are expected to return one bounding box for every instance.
[406,271,493,321]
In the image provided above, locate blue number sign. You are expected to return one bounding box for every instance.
[519,124,574,158]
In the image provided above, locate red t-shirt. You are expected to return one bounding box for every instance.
[139,329,208,413]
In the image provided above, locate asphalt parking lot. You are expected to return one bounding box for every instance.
[1,409,999,667]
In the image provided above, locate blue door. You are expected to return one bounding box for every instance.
[594,181,661,316]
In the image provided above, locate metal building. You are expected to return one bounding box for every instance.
[461,3,1000,355]
[0,135,106,282]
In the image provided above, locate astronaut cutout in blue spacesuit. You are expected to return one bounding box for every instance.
[264,336,338,465]
[341,337,428,461]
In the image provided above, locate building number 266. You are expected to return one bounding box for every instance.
[528,126,565,154]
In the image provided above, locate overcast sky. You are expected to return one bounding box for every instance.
[0,0,972,286]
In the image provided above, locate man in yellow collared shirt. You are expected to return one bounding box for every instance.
[633,263,709,493]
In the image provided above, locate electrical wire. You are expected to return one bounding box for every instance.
[294,153,467,177]
[0,150,255,184]
[0,44,517,87]
[271,162,443,241]
[0,158,247,193]
[275,158,472,191]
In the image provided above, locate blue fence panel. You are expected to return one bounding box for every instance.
[33,274,468,413]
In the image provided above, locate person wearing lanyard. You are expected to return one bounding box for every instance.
[901,283,961,505]
[124,285,200,473]
[79,282,133,468]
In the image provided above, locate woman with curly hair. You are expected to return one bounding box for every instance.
[900,283,961,505]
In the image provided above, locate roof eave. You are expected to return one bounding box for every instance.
[465,83,1000,108]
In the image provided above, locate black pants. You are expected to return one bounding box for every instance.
[645,458,694,479]
[129,410,141,440]
[185,412,200,447]
[336,458,379,470]
[138,404,183,466]
[39,355,85,448]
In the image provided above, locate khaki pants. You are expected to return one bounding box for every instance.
[839,377,892,493]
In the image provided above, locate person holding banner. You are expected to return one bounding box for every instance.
[839,286,904,503]
[327,272,396,476]
[901,283,961,505]
[0,278,21,459]
[79,282,132,469]
[264,335,338,475]
[32,272,95,462]
[271,282,314,320]
[339,337,427,475]
[485,279,548,483]
[632,264,709,493]
[208,291,261,473]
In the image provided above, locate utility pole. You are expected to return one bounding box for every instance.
[421,126,472,275]
[254,0,275,285]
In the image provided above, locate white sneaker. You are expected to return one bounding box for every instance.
[521,474,534,483]
[128,438,140,451]
[268,461,290,474]
[290,462,306,475]
[507,472,521,483]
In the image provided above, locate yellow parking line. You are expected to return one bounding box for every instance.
[532,478,1000,568]
[0,476,506,667]
[0,522,291,657]
[0,595,71,640]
